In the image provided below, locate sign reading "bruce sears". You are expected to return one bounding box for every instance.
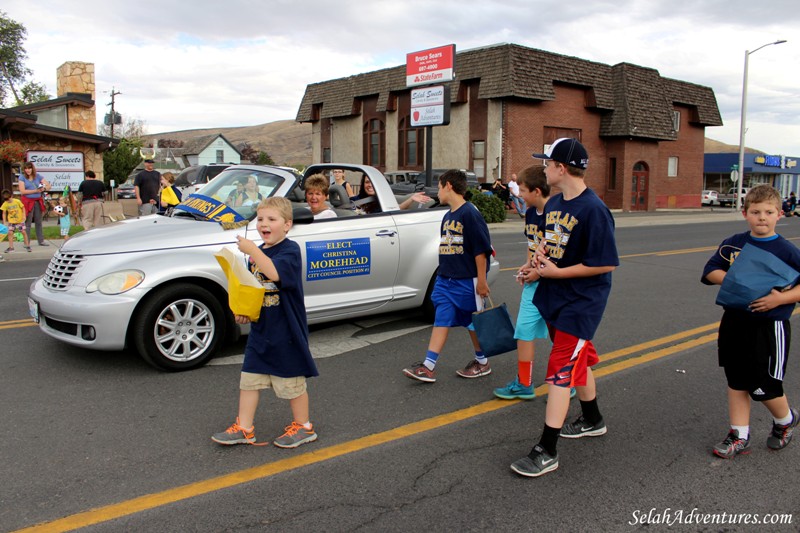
[406,44,455,87]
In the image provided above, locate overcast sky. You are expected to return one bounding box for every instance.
[4,1,798,155]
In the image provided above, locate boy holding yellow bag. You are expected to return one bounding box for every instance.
[212,197,319,448]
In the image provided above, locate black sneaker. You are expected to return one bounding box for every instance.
[713,429,751,458]
[767,408,799,450]
[560,415,607,438]
[510,445,559,477]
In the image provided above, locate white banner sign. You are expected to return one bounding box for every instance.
[26,151,84,190]
[410,86,450,127]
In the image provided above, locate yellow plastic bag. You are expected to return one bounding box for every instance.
[214,248,265,322]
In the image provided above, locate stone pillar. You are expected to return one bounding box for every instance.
[56,62,97,135]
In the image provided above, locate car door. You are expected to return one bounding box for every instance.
[245,213,400,321]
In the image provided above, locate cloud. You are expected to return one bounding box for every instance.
[3,0,797,154]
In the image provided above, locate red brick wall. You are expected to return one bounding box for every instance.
[654,105,705,208]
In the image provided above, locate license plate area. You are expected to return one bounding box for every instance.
[28,297,40,324]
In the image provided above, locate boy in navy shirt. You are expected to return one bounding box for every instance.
[403,170,494,382]
[702,185,800,458]
[511,138,618,477]
[212,197,319,448]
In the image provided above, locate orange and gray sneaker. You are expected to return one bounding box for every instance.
[403,362,436,382]
[211,417,256,445]
[273,421,318,448]
[456,359,491,379]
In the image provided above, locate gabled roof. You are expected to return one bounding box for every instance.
[296,43,722,141]
[0,106,115,151]
[9,92,94,113]
[171,133,242,157]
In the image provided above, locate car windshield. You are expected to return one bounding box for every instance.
[173,168,286,220]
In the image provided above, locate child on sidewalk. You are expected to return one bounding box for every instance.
[56,196,71,243]
[494,165,551,400]
[403,169,494,382]
[510,138,618,477]
[1,189,31,253]
[212,197,319,449]
[702,185,800,458]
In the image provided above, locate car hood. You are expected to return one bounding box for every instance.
[60,215,245,256]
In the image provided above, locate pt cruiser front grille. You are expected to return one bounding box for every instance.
[43,252,85,290]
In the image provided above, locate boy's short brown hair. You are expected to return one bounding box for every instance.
[744,185,782,211]
[257,196,293,222]
[438,169,467,196]
[304,174,329,196]
[1,189,11,201]
[518,165,550,197]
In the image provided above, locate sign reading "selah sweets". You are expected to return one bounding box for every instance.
[26,151,84,191]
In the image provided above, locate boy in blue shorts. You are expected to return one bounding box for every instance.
[702,185,800,458]
[403,169,494,382]
[494,165,551,400]
[212,197,319,448]
[511,138,619,477]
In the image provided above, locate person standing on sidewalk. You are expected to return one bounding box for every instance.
[134,159,161,216]
[78,170,106,229]
[403,169,494,383]
[511,138,618,478]
[17,162,50,246]
[508,173,526,218]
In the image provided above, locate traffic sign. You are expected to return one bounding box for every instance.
[730,170,739,183]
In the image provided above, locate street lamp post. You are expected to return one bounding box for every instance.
[736,39,787,210]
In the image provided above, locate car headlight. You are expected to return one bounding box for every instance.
[86,270,145,294]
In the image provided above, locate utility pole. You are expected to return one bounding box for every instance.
[107,88,121,138]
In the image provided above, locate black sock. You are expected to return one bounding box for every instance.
[534,424,561,457]
[580,398,602,425]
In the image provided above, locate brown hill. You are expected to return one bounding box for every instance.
[704,137,765,154]
[144,120,312,167]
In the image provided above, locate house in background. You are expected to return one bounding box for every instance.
[172,133,241,167]
[704,152,800,198]
[0,61,115,192]
[297,43,722,211]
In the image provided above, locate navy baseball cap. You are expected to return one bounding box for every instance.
[532,138,589,170]
[144,158,154,163]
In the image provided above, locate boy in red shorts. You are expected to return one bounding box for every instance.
[510,138,619,477]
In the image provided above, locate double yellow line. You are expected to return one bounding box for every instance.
[15,322,720,533]
[0,319,37,330]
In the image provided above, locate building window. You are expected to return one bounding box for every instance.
[472,140,486,179]
[398,117,422,168]
[672,110,681,132]
[363,118,385,168]
[668,156,678,177]
[322,147,331,163]
[216,150,224,163]
[33,106,67,129]
[608,157,617,191]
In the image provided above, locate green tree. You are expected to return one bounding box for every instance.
[97,117,147,140]
[103,138,143,185]
[0,10,50,106]
[256,151,275,165]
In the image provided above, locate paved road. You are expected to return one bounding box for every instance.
[2,211,799,532]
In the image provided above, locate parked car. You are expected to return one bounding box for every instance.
[384,170,420,186]
[717,187,750,208]
[701,190,718,206]
[116,179,136,199]
[389,168,479,199]
[174,163,233,196]
[28,164,499,372]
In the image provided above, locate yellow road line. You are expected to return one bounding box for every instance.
[0,319,36,330]
[15,326,720,533]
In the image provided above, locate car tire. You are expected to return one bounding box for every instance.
[132,283,226,371]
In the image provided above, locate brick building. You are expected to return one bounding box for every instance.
[297,43,722,211]
[0,61,115,194]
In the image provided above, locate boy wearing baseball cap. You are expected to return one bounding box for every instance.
[511,138,619,477]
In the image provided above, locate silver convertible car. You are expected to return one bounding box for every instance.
[29,164,499,371]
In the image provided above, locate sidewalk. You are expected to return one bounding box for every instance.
[2,207,744,264]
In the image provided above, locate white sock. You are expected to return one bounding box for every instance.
[300,421,312,429]
[774,411,794,426]
[731,425,749,440]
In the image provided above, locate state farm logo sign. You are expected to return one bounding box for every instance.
[406,44,455,88]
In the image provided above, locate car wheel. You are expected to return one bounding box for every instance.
[132,283,226,371]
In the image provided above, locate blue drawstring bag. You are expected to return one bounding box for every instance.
[716,243,800,311]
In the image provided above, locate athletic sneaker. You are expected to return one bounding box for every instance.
[403,362,436,383]
[211,418,256,445]
[456,359,491,379]
[560,415,607,438]
[273,421,318,448]
[494,377,536,400]
[767,407,799,450]
[713,429,751,458]
[510,445,559,477]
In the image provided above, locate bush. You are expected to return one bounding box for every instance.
[468,188,507,223]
